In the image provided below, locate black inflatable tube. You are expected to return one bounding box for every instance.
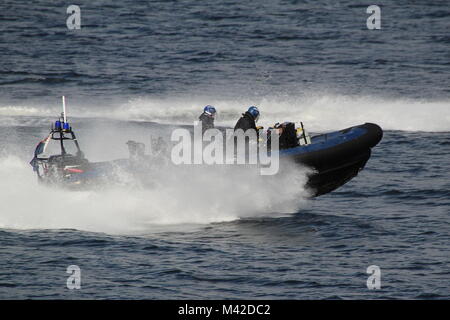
[281,123,383,196]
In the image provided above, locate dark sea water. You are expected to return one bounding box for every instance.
[0,0,449,299]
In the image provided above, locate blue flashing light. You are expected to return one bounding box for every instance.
[63,122,70,131]
[55,120,62,130]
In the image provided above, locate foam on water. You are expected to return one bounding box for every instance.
[117,94,450,132]
[1,93,449,132]
[0,155,310,234]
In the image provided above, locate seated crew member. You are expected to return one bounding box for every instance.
[198,105,217,134]
[274,122,298,149]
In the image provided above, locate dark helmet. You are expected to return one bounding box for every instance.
[203,105,217,117]
[247,106,260,122]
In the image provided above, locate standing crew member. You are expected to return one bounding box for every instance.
[234,106,260,134]
[233,106,261,158]
[199,105,217,134]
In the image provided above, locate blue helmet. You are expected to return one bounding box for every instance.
[247,106,260,122]
[203,105,217,116]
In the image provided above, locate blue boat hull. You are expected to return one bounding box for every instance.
[279,123,383,196]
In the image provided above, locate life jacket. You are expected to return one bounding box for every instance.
[278,122,298,149]
[199,112,215,133]
[234,112,257,133]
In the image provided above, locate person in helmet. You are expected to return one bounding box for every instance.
[272,122,298,149]
[234,106,260,134]
[199,105,217,134]
[233,106,261,158]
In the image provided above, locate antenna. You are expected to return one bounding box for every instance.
[62,96,67,123]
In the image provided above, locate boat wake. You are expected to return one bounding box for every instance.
[0,155,311,235]
[1,93,449,132]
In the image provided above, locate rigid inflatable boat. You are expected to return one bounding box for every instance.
[30,99,382,197]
